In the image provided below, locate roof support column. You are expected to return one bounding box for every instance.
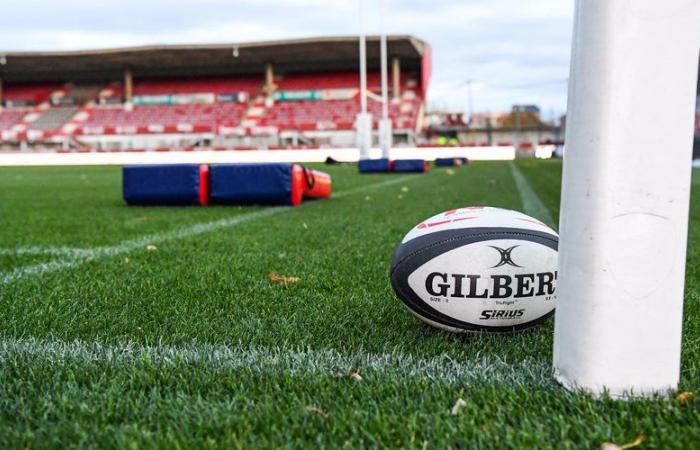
[265,63,275,94]
[392,57,400,99]
[124,68,133,107]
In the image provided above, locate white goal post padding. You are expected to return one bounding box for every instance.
[554,0,700,397]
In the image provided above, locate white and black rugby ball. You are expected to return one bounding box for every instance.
[390,207,558,333]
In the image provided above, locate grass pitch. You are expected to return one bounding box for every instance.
[0,161,698,449]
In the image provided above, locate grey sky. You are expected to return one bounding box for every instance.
[0,0,574,118]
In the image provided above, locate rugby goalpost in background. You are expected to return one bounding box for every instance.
[356,0,392,160]
[554,0,700,397]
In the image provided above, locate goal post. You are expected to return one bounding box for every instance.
[356,0,372,160]
[554,0,700,397]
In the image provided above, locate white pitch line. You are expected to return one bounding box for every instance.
[0,176,413,285]
[0,336,553,387]
[509,161,556,228]
[0,246,92,257]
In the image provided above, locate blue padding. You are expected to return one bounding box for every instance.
[210,163,293,205]
[358,158,391,173]
[123,164,202,206]
[435,158,457,167]
[393,159,426,173]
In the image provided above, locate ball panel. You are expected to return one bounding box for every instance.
[401,206,556,244]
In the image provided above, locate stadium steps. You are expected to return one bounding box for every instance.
[29,106,80,131]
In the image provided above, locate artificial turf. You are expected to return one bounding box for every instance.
[0,161,698,449]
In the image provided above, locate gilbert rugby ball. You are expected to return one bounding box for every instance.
[390,207,558,333]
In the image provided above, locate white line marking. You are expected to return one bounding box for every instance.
[0,336,553,386]
[0,246,91,257]
[1,176,413,285]
[509,162,556,228]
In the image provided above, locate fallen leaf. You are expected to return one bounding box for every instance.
[302,223,309,230]
[350,372,363,382]
[451,398,467,416]
[676,391,695,405]
[446,169,455,176]
[123,257,130,264]
[600,435,644,450]
[146,245,157,251]
[401,186,409,192]
[267,272,300,286]
[365,195,371,201]
[397,194,404,199]
[306,405,329,418]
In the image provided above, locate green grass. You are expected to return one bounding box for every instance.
[0,161,698,449]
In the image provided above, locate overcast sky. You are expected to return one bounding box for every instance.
[0,0,574,119]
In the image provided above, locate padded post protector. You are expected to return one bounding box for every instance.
[434,158,459,167]
[209,163,303,206]
[358,158,392,173]
[435,157,468,167]
[302,168,332,199]
[393,159,428,173]
[123,164,208,206]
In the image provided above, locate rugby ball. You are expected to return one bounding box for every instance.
[390,207,558,333]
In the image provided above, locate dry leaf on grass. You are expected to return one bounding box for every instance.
[267,272,300,286]
[450,398,467,416]
[401,186,409,192]
[600,434,644,450]
[446,169,455,176]
[676,391,694,405]
[123,257,130,264]
[146,244,157,252]
[306,405,329,418]
[302,223,309,230]
[349,372,363,382]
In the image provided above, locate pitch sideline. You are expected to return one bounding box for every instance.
[508,161,556,228]
[1,176,414,285]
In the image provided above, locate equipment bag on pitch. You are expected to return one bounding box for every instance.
[209,163,305,206]
[393,159,429,173]
[123,164,209,206]
[358,158,392,173]
[435,157,467,167]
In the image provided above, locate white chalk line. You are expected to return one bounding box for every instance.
[508,161,556,228]
[0,246,92,257]
[0,176,413,285]
[0,336,553,387]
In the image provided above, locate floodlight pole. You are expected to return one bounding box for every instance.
[356,0,372,160]
[378,0,392,159]
[553,0,700,397]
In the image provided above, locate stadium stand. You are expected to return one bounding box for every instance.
[78,103,249,135]
[0,36,429,149]
[0,108,28,131]
[2,82,61,106]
